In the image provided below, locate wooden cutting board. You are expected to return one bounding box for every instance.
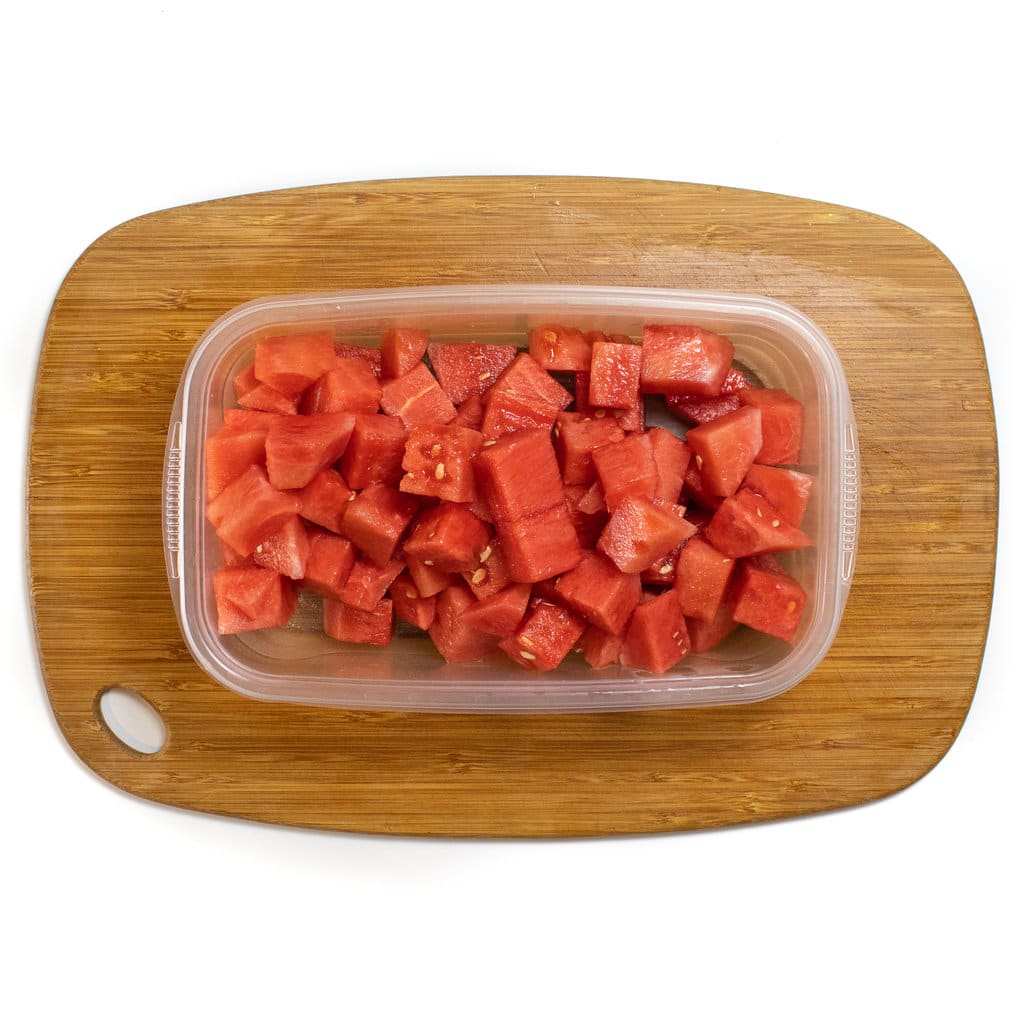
[28,176,996,837]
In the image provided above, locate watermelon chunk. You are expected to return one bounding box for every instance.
[237,382,299,415]
[499,599,585,671]
[488,352,574,411]
[647,426,691,504]
[427,342,517,403]
[403,503,491,573]
[588,340,643,409]
[302,530,357,600]
[340,413,408,488]
[340,557,404,612]
[581,626,624,669]
[554,413,626,486]
[673,536,736,621]
[495,504,582,583]
[324,597,394,646]
[213,567,296,635]
[451,393,485,430]
[591,432,659,510]
[338,483,419,567]
[296,468,354,535]
[254,331,338,395]
[686,601,740,653]
[205,423,271,500]
[265,413,355,491]
[252,515,310,580]
[480,387,561,439]
[686,406,763,498]
[389,572,437,630]
[460,583,531,638]
[597,496,697,574]
[399,424,484,502]
[622,592,690,673]
[206,464,301,557]
[429,584,496,663]
[474,428,564,522]
[404,556,452,598]
[380,363,457,428]
[527,324,592,371]
[381,328,429,379]
[742,465,815,527]
[730,558,807,642]
[705,488,813,558]
[336,343,383,378]
[553,550,642,635]
[640,324,735,396]
[301,361,381,415]
[666,393,741,426]
[460,539,510,599]
[737,388,805,465]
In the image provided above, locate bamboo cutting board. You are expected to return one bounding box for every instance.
[28,177,996,837]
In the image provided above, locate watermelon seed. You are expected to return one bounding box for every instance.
[435,463,446,480]
[430,443,442,457]
[658,564,673,575]
[595,408,606,418]
[406,589,417,599]
[756,507,763,518]
[771,519,780,527]
[520,635,535,648]
[423,560,435,565]
[695,455,703,469]
[478,371,490,381]
[519,649,537,661]
[478,545,492,563]
[482,439,496,447]
[470,568,486,585]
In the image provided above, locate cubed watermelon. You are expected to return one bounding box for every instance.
[730,557,807,642]
[592,432,659,510]
[336,343,383,378]
[340,413,408,488]
[323,597,394,646]
[237,382,299,415]
[647,426,692,504]
[686,406,762,498]
[597,496,697,574]
[686,601,740,653]
[427,342,518,403]
[640,325,735,396]
[705,488,813,558]
[205,423,271,500]
[399,423,484,502]
[495,504,582,583]
[673,536,736,621]
[499,599,585,671]
[265,413,355,491]
[296,468,353,535]
[460,539,510,599]
[487,352,574,412]
[302,530,357,600]
[451,393,485,430]
[389,572,437,630]
[254,331,338,395]
[474,428,564,522]
[460,583,531,638]
[588,340,643,410]
[622,592,690,673]
[666,392,741,426]
[338,482,419,567]
[404,555,452,598]
[252,515,310,580]
[737,388,804,465]
[380,363,457,428]
[403,503,491,573]
[340,557,404,612]
[527,324,592,371]
[213,566,296,635]
[742,465,815,527]
[301,361,381,415]
[381,328,430,379]
[581,626,624,669]
[553,550,642,635]
[206,464,301,557]
[429,584,496,663]
[554,412,626,486]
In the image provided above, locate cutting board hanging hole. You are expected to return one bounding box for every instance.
[97,688,166,755]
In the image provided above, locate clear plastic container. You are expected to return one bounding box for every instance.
[163,285,859,712]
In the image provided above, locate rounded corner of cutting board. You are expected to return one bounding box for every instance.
[29,175,996,836]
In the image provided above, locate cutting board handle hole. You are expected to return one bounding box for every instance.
[97,688,166,755]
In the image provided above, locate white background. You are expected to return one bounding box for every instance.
[3,2,1021,1021]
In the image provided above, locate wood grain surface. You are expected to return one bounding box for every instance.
[28,177,996,837]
